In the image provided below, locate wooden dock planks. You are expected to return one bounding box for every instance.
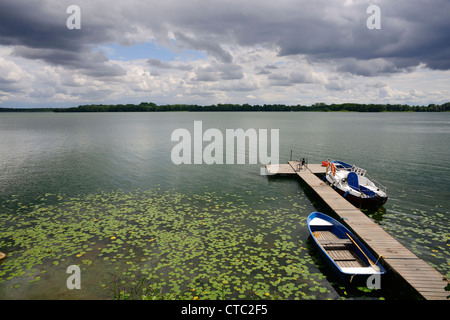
[265,162,326,175]
[265,163,296,175]
[266,161,449,300]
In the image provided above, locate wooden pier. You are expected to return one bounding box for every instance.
[265,161,449,300]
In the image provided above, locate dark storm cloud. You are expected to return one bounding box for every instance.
[160,0,450,75]
[1,0,449,79]
[245,1,449,75]
[0,1,74,49]
[12,46,125,77]
[0,0,125,77]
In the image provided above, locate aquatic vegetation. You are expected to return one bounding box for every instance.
[0,188,333,299]
[3,187,446,300]
[383,205,450,278]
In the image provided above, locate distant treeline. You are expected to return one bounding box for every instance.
[0,107,54,112]
[1,102,450,112]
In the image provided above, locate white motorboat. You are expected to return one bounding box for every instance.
[324,160,388,209]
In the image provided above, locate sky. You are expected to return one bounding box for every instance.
[0,0,449,108]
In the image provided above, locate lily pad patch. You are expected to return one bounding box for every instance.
[0,189,334,299]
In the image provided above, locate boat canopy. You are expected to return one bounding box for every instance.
[331,160,353,170]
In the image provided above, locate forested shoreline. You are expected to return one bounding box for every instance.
[1,102,449,112]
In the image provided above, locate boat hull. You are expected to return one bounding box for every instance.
[328,181,388,209]
[307,212,386,284]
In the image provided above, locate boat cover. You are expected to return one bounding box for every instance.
[334,161,353,170]
[360,186,376,197]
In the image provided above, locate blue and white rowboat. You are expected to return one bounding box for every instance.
[307,212,386,283]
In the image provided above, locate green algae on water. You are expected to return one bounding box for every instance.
[0,188,333,299]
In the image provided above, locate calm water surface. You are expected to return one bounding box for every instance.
[0,112,448,299]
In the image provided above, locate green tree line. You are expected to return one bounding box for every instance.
[1,102,449,112]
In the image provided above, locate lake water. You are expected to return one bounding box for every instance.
[0,112,448,300]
